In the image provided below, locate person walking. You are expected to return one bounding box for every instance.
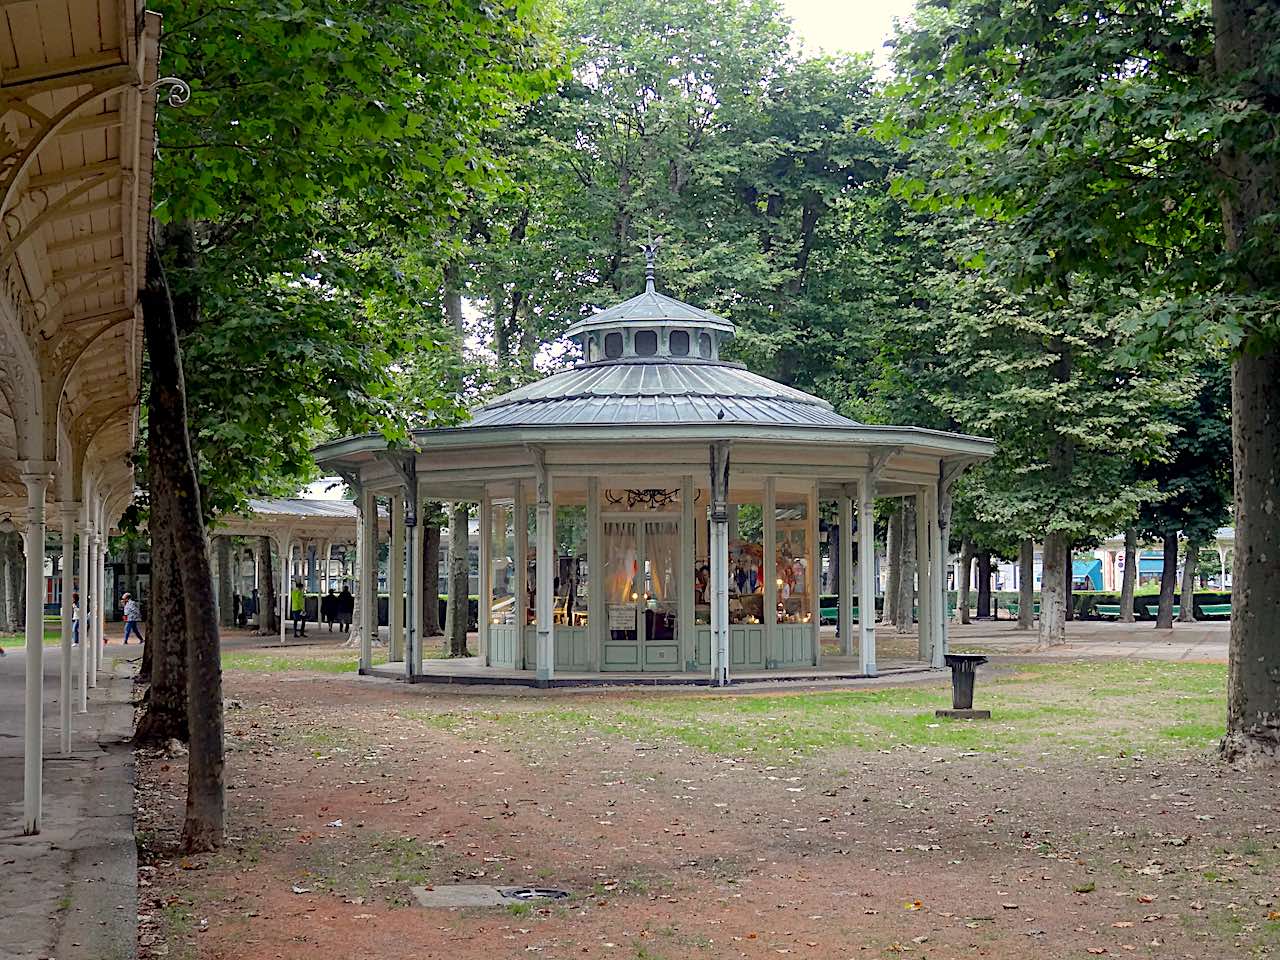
[71,591,80,646]
[121,592,144,644]
[338,585,354,633]
[290,580,307,637]
[321,588,338,631]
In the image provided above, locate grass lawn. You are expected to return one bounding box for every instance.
[0,627,67,647]
[408,659,1226,760]
[222,640,451,674]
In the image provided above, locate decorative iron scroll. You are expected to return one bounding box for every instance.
[604,488,680,510]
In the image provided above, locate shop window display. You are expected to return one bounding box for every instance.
[775,498,812,624]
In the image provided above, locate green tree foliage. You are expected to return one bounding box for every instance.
[449,0,888,397]
[150,0,562,513]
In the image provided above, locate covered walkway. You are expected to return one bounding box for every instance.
[0,0,161,834]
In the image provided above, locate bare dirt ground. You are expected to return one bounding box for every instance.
[136,650,1279,960]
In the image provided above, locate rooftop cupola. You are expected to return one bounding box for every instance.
[563,242,736,364]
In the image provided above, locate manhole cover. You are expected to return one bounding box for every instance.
[501,887,571,901]
[411,884,571,908]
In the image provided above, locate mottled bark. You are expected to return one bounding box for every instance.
[1215,0,1280,764]
[975,550,992,619]
[445,502,470,656]
[1038,532,1068,646]
[1180,545,1199,623]
[895,501,916,633]
[1017,539,1034,630]
[1119,528,1138,622]
[215,536,235,628]
[422,522,441,636]
[1155,533,1178,630]
[143,221,224,851]
[258,535,278,635]
[134,510,188,744]
[958,540,974,625]
[882,511,901,625]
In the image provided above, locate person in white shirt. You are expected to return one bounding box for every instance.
[71,591,80,646]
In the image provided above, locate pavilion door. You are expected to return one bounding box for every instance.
[601,518,681,671]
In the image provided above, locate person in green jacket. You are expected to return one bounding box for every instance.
[290,581,307,638]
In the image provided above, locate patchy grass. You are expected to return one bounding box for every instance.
[405,661,1226,761]
[222,650,359,673]
[302,833,443,906]
[0,628,65,647]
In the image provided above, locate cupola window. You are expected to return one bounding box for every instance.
[669,330,689,356]
[604,331,624,359]
[635,329,658,357]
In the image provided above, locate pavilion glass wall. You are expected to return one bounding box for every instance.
[486,499,520,667]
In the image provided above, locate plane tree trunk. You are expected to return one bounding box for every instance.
[1119,528,1137,622]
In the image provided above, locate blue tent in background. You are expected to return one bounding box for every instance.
[1072,558,1103,590]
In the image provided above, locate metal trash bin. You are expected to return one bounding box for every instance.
[936,653,991,719]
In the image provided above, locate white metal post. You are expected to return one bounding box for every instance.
[710,442,731,686]
[587,478,602,672]
[933,477,950,669]
[478,493,491,667]
[360,488,377,670]
[93,531,104,674]
[763,478,777,666]
[838,493,854,657]
[278,535,290,645]
[857,473,877,676]
[389,494,404,662]
[80,510,94,694]
[915,490,932,661]
[514,481,528,670]
[21,470,50,834]
[679,475,694,671]
[59,505,76,755]
[534,457,554,685]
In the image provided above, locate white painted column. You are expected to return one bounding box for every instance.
[404,487,420,679]
[360,489,377,670]
[277,538,287,644]
[587,478,602,672]
[514,481,528,670]
[477,492,491,667]
[59,505,76,755]
[915,490,932,661]
[857,473,877,676]
[389,494,404,662]
[763,478,777,667]
[80,511,95,694]
[809,483,820,666]
[410,483,424,674]
[22,470,50,834]
[320,540,332,599]
[534,460,554,684]
[679,475,694,671]
[838,493,854,657]
[710,442,731,685]
[931,481,948,669]
[93,531,105,673]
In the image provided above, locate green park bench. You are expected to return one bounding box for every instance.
[1144,603,1180,618]
[1198,603,1231,617]
[1096,604,1122,618]
[1006,601,1040,619]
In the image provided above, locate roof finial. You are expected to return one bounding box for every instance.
[640,233,661,294]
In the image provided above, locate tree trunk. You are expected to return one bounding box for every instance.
[896,500,916,633]
[143,222,224,852]
[258,535,278,635]
[1215,0,1280,764]
[133,516,188,745]
[958,540,974,625]
[0,532,20,632]
[445,502,470,656]
[1017,539,1034,630]
[1119,527,1138,622]
[422,522,442,637]
[215,536,235,628]
[975,550,992,619]
[1038,532,1068,646]
[1180,543,1198,623]
[1155,533,1178,630]
[882,511,900,625]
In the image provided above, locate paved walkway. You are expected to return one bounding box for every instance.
[943,618,1230,662]
[0,643,139,960]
